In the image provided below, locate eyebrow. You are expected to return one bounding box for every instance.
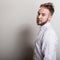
[38,11,45,15]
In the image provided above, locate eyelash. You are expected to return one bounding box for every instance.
[38,13,45,16]
[38,13,40,15]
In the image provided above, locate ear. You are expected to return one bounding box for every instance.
[48,15,52,21]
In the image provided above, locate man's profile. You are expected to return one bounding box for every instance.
[33,2,57,60]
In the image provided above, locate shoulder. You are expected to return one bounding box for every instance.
[43,26,58,43]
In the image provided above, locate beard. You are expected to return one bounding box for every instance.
[37,19,48,26]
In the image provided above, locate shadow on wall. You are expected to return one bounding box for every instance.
[16,24,34,60]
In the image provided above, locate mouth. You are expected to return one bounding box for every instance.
[37,19,42,22]
[37,19,42,25]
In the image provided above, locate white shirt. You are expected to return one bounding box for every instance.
[33,22,57,60]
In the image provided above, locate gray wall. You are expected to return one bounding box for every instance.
[0,0,60,60]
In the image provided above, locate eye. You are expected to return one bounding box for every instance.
[42,13,45,16]
[38,12,40,15]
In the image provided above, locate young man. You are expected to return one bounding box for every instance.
[33,2,57,60]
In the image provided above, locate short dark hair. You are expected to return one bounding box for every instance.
[40,2,54,15]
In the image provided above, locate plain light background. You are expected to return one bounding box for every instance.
[0,0,60,60]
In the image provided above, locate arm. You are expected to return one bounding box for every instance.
[42,31,57,60]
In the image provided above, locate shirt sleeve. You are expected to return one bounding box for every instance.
[33,40,42,60]
[42,30,57,60]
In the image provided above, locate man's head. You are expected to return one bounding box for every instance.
[37,2,54,26]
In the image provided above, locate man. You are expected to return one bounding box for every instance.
[33,2,57,60]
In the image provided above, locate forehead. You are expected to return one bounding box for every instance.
[38,7,50,14]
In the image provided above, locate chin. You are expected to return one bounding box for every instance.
[37,23,42,26]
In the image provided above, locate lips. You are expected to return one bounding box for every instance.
[37,19,42,22]
[37,19,42,25]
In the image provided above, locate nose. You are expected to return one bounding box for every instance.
[38,15,42,19]
[38,15,40,19]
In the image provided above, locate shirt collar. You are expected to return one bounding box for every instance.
[40,22,51,30]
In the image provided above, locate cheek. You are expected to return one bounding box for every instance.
[43,16,48,20]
